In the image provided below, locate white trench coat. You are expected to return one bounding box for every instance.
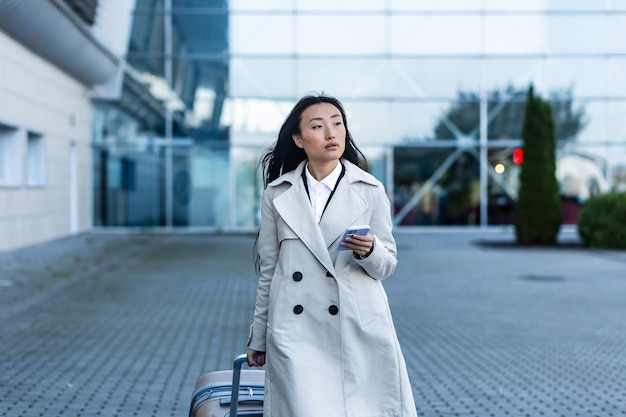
[249,160,417,417]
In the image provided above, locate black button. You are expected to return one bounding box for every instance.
[326,271,333,278]
[293,305,304,315]
[328,305,339,315]
[292,271,303,282]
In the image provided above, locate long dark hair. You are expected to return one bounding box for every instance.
[259,94,367,188]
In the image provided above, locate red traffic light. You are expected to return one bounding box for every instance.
[512,148,523,165]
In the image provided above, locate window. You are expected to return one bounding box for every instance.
[0,124,21,187]
[26,131,46,187]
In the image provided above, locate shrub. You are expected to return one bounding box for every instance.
[515,85,562,245]
[578,192,626,249]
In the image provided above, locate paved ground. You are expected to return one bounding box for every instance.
[0,229,625,417]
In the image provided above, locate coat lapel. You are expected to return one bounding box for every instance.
[272,165,335,274]
[271,160,377,272]
[318,178,368,250]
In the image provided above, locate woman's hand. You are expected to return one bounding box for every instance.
[341,233,374,258]
[247,348,266,367]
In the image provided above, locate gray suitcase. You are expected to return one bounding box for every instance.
[189,354,264,417]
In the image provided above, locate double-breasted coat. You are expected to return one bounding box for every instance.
[248,159,417,417]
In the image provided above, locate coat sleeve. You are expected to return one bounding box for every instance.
[354,184,397,280]
[248,188,279,352]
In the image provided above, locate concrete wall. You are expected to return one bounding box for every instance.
[0,31,93,252]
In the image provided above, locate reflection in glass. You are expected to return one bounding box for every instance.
[543,59,608,98]
[232,146,264,228]
[94,147,163,227]
[296,0,384,11]
[487,147,521,225]
[295,15,386,54]
[294,59,390,99]
[186,146,230,227]
[393,147,480,226]
[94,2,626,230]
[609,15,626,52]
[547,15,607,54]
[432,85,588,142]
[229,58,295,98]
[230,15,293,54]
[127,14,163,60]
[556,144,611,224]
[390,16,483,55]
[606,102,626,142]
[341,102,438,145]
[389,59,481,98]
[230,0,290,11]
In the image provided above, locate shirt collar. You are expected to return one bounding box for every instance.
[305,161,343,190]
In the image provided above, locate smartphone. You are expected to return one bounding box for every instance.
[337,225,370,251]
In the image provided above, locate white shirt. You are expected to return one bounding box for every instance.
[305,162,343,223]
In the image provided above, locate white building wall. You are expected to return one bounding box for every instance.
[0,30,93,252]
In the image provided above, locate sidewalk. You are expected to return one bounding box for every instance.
[1,229,625,417]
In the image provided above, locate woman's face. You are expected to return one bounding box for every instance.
[292,102,346,165]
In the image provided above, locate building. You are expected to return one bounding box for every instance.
[2,0,626,251]
[0,0,133,251]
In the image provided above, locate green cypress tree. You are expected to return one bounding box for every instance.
[515,85,562,244]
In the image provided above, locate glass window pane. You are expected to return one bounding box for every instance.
[607,102,626,143]
[573,101,606,143]
[390,15,482,54]
[295,15,386,54]
[128,14,163,55]
[230,15,293,54]
[556,143,614,208]
[487,146,519,225]
[127,57,164,79]
[230,58,295,97]
[26,132,46,187]
[100,150,163,226]
[0,125,21,187]
[542,59,608,98]
[293,58,481,100]
[390,0,547,11]
[170,14,228,54]
[230,0,291,11]
[393,147,480,225]
[432,98,482,140]
[608,147,626,192]
[610,16,626,53]
[224,98,293,138]
[484,15,548,54]
[486,93,528,142]
[186,146,230,227]
[391,59,481,98]
[232,146,264,228]
[170,60,228,124]
[547,15,608,54]
[546,0,615,11]
[610,60,626,97]
[344,102,441,145]
[295,0,386,11]
[294,58,389,98]
[481,59,538,95]
[360,146,389,186]
[546,95,590,142]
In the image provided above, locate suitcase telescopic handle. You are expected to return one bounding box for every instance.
[229,353,249,417]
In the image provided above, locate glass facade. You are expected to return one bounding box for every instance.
[93,1,626,229]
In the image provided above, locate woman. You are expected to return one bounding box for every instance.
[247,94,417,417]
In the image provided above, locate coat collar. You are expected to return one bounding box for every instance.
[269,160,379,273]
[267,159,379,189]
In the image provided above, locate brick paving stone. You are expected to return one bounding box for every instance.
[0,229,625,417]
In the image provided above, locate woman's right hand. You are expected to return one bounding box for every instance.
[247,348,266,367]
